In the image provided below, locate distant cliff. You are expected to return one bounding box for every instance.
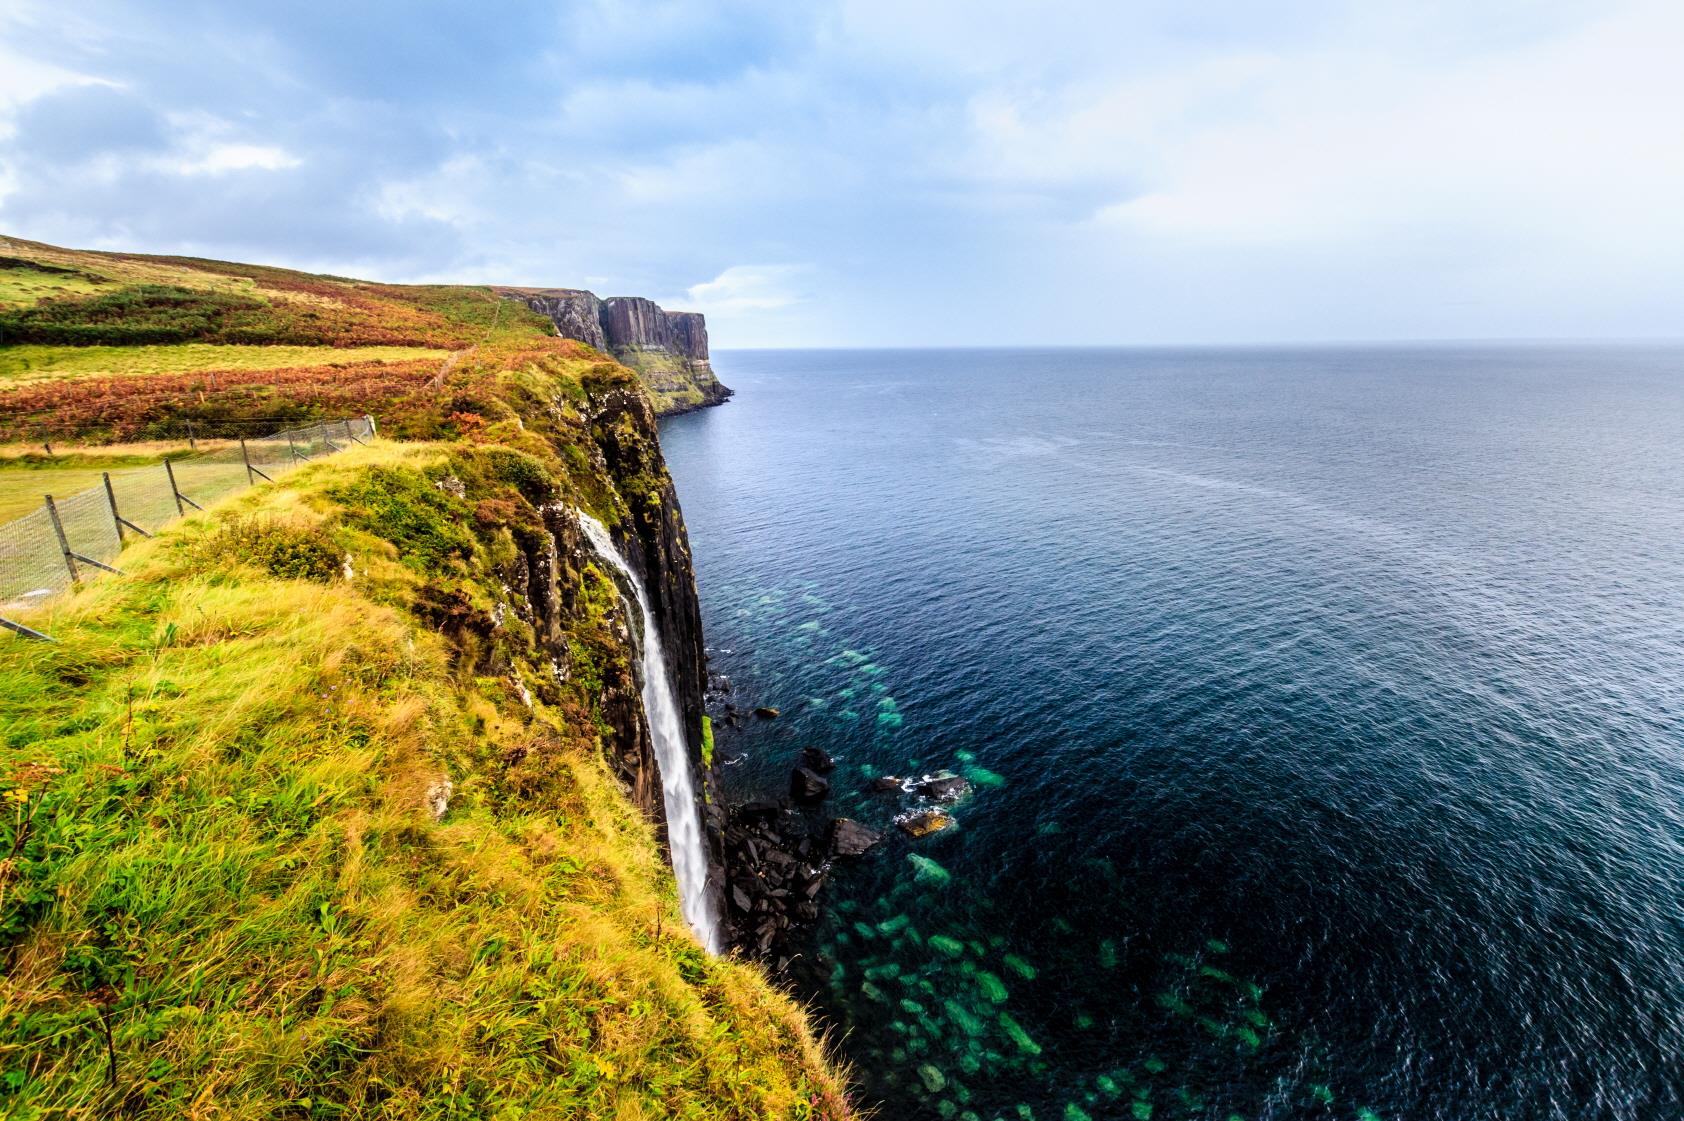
[498,288,733,416]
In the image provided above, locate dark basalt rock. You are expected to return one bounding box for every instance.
[790,766,830,801]
[866,775,903,793]
[918,775,971,802]
[801,746,836,773]
[828,818,881,859]
[724,800,832,969]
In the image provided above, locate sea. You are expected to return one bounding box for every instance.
[658,345,1684,1121]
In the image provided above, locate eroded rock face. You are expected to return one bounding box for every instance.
[507,289,606,351]
[497,287,733,416]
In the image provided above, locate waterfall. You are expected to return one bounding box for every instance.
[575,510,723,953]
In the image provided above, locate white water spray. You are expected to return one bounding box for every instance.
[576,510,722,953]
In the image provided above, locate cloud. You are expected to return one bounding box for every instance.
[683,265,813,314]
[173,144,302,176]
[0,0,1678,344]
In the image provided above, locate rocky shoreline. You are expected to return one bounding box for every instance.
[709,683,974,973]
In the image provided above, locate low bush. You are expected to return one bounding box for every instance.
[188,517,342,581]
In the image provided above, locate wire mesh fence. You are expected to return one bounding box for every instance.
[1,415,375,618]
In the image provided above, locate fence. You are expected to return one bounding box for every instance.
[0,415,375,630]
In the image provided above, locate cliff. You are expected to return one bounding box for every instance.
[0,237,848,1118]
[497,287,734,416]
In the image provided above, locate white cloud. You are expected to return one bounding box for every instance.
[173,144,302,175]
[682,264,812,314]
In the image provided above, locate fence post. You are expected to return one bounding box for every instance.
[165,458,202,515]
[101,472,151,542]
[343,418,364,446]
[103,472,126,543]
[44,496,79,585]
[366,414,377,438]
[288,432,301,464]
[240,438,273,485]
[186,419,197,452]
[319,421,339,454]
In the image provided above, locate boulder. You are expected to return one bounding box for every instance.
[918,775,971,802]
[801,746,836,773]
[790,766,830,801]
[897,810,953,838]
[754,706,781,719]
[867,775,903,793]
[828,817,882,859]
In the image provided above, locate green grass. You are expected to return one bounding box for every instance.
[0,445,853,1119]
[0,344,448,386]
[0,264,108,310]
[0,464,146,522]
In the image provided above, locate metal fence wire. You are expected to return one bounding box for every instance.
[1,415,375,611]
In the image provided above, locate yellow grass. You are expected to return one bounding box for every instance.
[0,342,451,385]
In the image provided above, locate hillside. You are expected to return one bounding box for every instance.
[0,240,850,1118]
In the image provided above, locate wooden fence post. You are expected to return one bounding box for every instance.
[240,438,274,485]
[165,459,201,515]
[44,496,78,584]
[102,473,150,542]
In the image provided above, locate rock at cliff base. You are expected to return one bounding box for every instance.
[791,766,830,801]
[801,746,836,772]
[828,817,882,858]
[918,774,972,802]
[754,706,781,719]
[898,810,953,838]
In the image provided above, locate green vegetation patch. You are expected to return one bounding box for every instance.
[0,284,280,346]
[327,464,476,571]
[186,516,343,581]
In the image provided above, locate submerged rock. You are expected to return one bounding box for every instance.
[867,774,903,793]
[898,810,953,838]
[828,817,881,858]
[801,746,836,772]
[907,854,952,885]
[754,706,780,718]
[790,766,830,801]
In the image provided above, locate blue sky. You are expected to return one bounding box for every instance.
[1,1,1680,346]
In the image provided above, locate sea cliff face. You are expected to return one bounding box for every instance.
[499,287,734,416]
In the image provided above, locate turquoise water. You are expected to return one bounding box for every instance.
[661,345,1684,1121]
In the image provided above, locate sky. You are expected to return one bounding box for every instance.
[1,0,1681,347]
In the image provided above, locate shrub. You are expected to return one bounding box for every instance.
[328,466,477,571]
[189,518,341,581]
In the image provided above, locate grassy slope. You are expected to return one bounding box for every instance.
[0,241,852,1118]
[0,236,556,444]
[0,345,448,387]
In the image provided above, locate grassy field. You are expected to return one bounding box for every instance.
[0,465,135,521]
[0,444,246,523]
[0,343,450,386]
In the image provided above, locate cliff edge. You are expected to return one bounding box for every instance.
[0,237,847,1118]
[498,287,734,417]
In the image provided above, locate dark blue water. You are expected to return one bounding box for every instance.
[660,346,1684,1121]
